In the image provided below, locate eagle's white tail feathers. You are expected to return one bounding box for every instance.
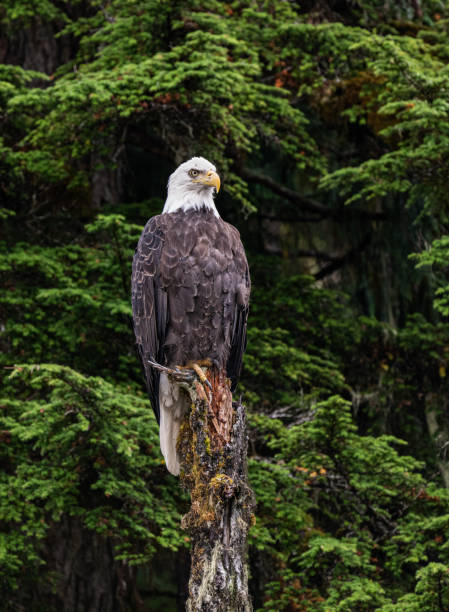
[159,373,188,475]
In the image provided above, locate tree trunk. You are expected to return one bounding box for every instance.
[178,378,255,611]
[425,392,449,488]
[10,516,143,612]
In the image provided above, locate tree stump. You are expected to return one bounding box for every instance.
[177,376,255,612]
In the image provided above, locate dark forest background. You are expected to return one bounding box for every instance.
[2,1,449,610]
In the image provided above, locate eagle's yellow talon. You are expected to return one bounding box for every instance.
[191,363,213,403]
[192,363,209,385]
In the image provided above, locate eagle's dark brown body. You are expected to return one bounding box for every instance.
[131,207,250,423]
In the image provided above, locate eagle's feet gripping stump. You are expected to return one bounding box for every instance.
[147,359,229,442]
[147,359,212,401]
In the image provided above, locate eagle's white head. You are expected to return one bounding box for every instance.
[163,156,221,217]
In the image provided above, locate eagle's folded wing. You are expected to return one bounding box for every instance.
[131,215,168,423]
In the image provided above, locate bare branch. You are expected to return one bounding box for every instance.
[314,233,372,280]
[240,168,387,221]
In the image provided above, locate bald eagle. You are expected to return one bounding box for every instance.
[131,157,250,475]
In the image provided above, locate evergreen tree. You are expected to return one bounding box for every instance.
[2,1,449,609]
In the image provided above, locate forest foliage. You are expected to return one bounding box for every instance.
[2,1,449,610]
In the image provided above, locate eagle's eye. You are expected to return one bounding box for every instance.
[188,169,199,178]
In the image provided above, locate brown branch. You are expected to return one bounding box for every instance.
[260,212,328,223]
[240,168,387,221]
[240,168,329,215]
[296,250,338,261]
[314,233,372,280]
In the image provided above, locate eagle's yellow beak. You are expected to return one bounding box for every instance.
[195,170,220,192]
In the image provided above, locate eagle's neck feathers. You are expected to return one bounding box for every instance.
[163,186,219,217]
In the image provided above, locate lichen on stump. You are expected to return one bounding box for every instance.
[177,372,255,612]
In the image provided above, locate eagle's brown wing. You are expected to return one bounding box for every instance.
[131,215,167,423]
[227,296,249,391]
[224,224,250,391]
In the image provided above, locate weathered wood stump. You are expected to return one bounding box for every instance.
[177,376,255,612]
